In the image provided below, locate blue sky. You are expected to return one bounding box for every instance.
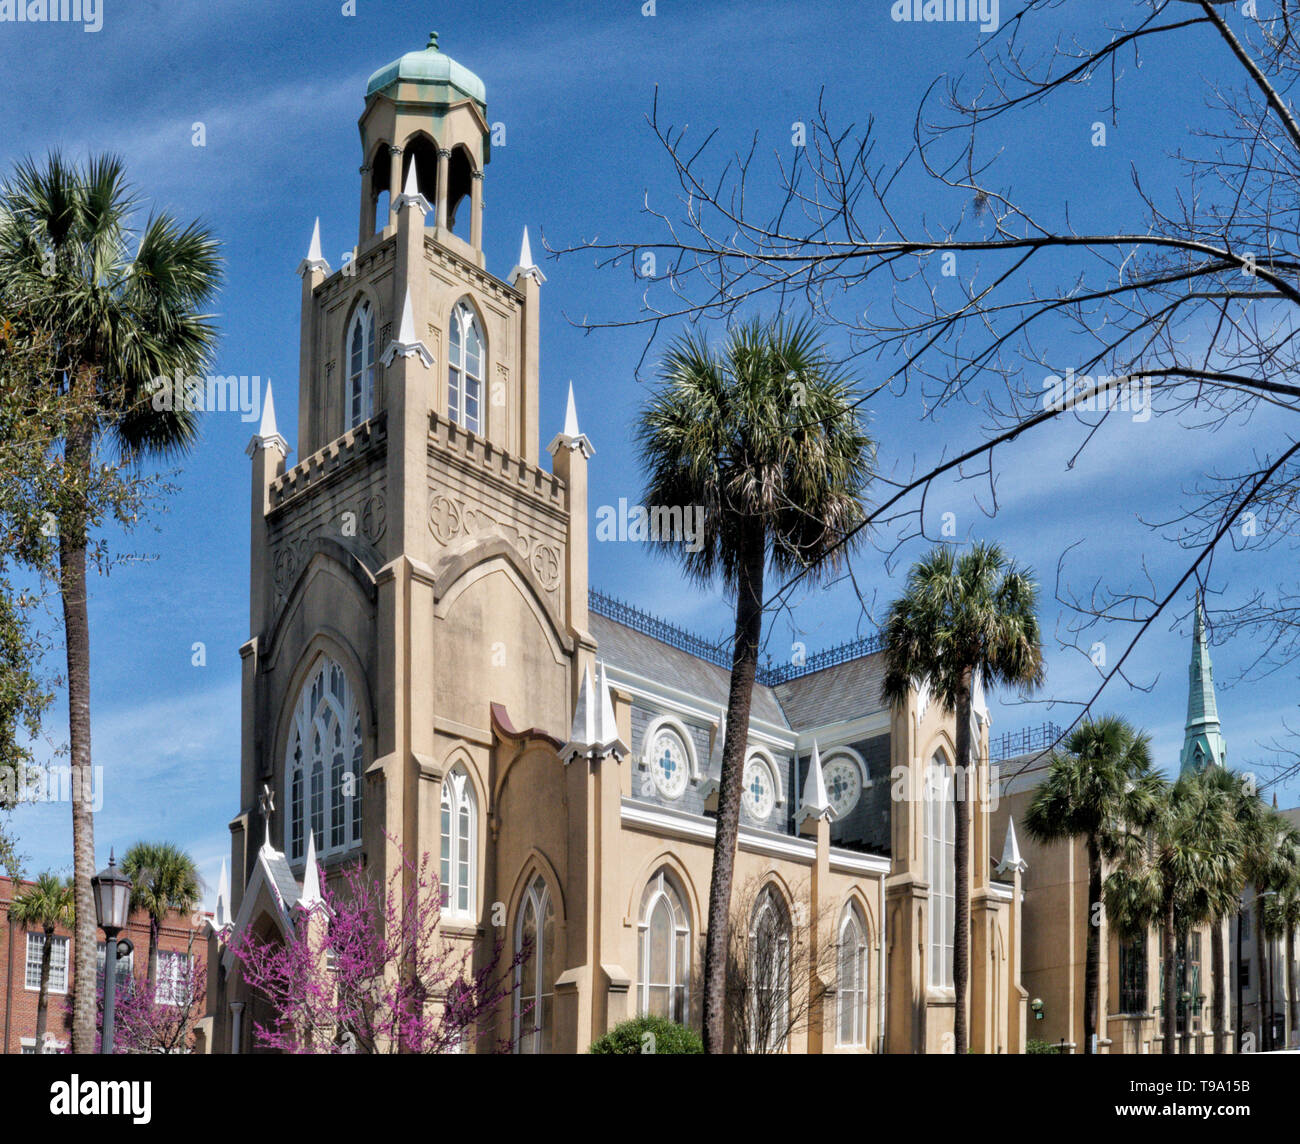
[2,0,1297,905]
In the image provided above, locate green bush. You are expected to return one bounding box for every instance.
[587,1016,704,1054]
[1026,1038,1065,1054]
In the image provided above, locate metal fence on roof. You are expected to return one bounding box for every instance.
[588,588,882,687]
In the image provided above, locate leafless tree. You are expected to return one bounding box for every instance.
[550,1,1300,778]
[724,876,837,1053]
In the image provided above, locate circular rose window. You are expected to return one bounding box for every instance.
[742,756,775,820]
[650,727,689,800]
[823,756,862,819]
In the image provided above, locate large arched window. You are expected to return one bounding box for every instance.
[837,902,869,1047]
[285,657,364,863]
[749,885,791,1052]
[439,766,477,920]
[347,302,376,429]
[514,875,555,1054]
[448,301,482,433]
[924,752,955,989]
[637,869,690,1023]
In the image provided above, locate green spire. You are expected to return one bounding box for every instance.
[1179,595,1227,776]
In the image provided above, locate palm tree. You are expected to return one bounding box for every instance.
[1245,812,1300,1050]
[8,872,74,1050]
[880,542,1044,1054]
[1263,865,1300,1050]
[636,317,873,1052]
[1193,766,1265,1053]
[1105,776,1241,1054]
[120,841,201,986]
[1023,716,1162,1054]
[0,153,220,1050]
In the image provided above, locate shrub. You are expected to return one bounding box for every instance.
[588,1016,704,1054]
[1026,1038,1065,1054]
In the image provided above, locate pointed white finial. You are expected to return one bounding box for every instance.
[510,226,547,285]
[596,660,623,753]
[563,381,580,438]
[214,859,230,929]
[380,289,434,368]
[995,819,1027,876]
[246,379,290,459]
[393,164,431,216]
[548,380,594,459]
[796,739,832,829]
[298,217,330,277]
[299,830,323,909]
[561,661,627,764]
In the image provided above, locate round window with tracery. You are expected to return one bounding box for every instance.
[823,756,862,819]
[742,756,776,820]
[650,728,689,800]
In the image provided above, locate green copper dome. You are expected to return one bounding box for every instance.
[366,32,486,106]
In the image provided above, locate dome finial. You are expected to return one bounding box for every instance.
[427,30,439,51]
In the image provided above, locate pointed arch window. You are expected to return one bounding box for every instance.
[286,656,364,863]
[439,766,477,920]
[637,869,690,1023]
[837,902,869,1047]
[347,302,376,429]
[924,753,955,989]
[749,885,791,1052]
[448,301,482,433]
[515,875,555,1054]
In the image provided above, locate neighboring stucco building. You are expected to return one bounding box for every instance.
[206,33,1027,1054]
[992,601,1231,1054]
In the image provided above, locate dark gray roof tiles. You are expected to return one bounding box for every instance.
[591,612,891,734]
[591,611,789,727]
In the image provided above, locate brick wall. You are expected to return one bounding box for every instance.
[0,876,210,1054]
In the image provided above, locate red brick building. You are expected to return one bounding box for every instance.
[0,875,208,1053]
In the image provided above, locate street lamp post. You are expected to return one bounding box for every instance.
[91,851,132,1055]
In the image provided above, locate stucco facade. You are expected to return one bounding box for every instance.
[206,34,1025,1055]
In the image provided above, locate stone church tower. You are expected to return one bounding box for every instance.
[214,34,592,1050]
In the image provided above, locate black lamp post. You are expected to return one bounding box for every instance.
[91,851,132,1055]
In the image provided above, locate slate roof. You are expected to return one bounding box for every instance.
[591,611,790,727]
[590,610,890,733]
[263,847,302,911]
[772,653,888,729]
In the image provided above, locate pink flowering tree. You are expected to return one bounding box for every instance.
[226,848,531,1054]
[61,944,208,1053]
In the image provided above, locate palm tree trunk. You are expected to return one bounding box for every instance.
[1287,927,1296,1050]
[1235,905,1244,1053]
[148,915,159,988]
[1162,901,1177,1055]
[1211,917,1226,1054]
[35,925,52,1046]
[1084,837,1101,1055]
[952,671,972,1055]
[62,390,97,1055]
[701,526,765,1054]
[1254,893,1268,1051]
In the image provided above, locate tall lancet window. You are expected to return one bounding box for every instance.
[439,766,477,920]
[347,302,376,429]
[286,656,365,862]
[924,752,955,989]
[514,875,555,1054]
[448,301,482,433]
[637,868,690,1023]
